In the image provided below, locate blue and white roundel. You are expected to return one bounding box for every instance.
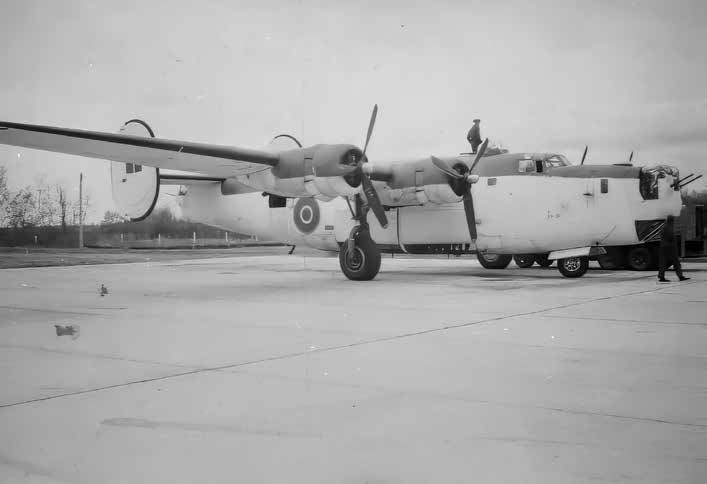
[293,198,320,234]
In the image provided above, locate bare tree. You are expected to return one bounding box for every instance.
[0,166,9,227]
[56,184,68,231]
[102,210,126,224]
[8,187,36,228]
[33,176,57,226]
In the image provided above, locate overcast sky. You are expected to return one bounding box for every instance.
[1,0,706,221]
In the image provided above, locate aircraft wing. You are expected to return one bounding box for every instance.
[0,121,280,178]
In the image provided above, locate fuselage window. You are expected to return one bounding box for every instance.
[126,163,134,174]
[535,160,543,173]
[518,159,535,173]
[134,164,142,173]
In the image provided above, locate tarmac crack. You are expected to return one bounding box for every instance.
[0,305,104,316]
[0,283,698,414]
[543,314,707,327]
[0,343,196,370]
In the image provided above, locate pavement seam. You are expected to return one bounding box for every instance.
[542,314,707,327]
[0,282,694,413]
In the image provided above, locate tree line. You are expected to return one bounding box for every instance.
[0,167,246,247]
[0,166,82,230]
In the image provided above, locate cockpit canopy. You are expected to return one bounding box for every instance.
[516,153,571,174]
[473,152,572,177]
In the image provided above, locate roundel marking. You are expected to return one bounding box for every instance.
[293,198,320,234]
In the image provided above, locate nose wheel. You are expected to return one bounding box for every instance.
[339,227,381,280]
[339,194,382,281]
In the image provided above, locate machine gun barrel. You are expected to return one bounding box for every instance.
[672,173,695,189]
[679,174,703,189]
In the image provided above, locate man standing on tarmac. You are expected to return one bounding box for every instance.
[467,119,482,154]
[658,215,690,282]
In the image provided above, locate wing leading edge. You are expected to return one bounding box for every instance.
[0,121,280,178]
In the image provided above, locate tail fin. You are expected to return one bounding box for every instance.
[110,119,159,221]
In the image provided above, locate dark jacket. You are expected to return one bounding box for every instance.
[467,125,481,144]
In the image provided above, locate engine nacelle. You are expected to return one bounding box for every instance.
[110,119,159,221]
[305,144,363,199]
[304,175,361,200]
[417,183,463,205]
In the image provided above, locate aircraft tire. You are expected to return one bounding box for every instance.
[534,254,553,267]
[513,254,535,268]
[557,257,589,278]
[626,246,654,271]
[339,234,381,281]
[477,253,512,269]
[597,247,625,270]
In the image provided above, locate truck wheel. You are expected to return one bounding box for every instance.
[339,233,381,281]
[477,253,512,269]
[626,246,653,271]
[557,257,589,278]
[513,254,535,268]
[534,254,553,267]
[597,247,625,270]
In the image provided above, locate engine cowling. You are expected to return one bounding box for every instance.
[110,119,159,221]
[305,144,363,199]
[418,183,463,205]
[241,142,366,200]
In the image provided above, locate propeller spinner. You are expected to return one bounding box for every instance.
[431,138,489,241]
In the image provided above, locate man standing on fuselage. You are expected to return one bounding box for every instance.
[467,119,482,154]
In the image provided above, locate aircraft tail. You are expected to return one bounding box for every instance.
[110,119,160,221]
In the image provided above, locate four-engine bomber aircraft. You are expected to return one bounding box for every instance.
[0,106,682,280]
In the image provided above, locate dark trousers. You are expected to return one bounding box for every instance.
[658,246,684,279]
[470,140,481,154]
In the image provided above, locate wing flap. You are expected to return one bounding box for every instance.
[0,121,279,178]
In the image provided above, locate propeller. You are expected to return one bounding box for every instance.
[580,145,588,165]
[431,138,489,241]
[354,105,388,228]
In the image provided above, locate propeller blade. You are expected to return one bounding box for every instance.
[580,145,588,165]
[431,156,465,179]
[361,172,388,228]
[468,138,489,173]
[362,104,378,156]
[462,190,477,241]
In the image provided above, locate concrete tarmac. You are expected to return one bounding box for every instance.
[0,255,705,483]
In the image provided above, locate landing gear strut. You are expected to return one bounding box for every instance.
[339,195,381,281]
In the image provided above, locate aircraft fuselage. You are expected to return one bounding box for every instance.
[178,161,681,256]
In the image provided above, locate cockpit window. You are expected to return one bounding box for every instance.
[543,155,569,168]
[518,159,535,173]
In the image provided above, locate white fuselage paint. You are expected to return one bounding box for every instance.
[178,173,682,254]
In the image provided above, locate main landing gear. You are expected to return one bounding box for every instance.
[556,256,589,278]
[339,195,382,281]
[479,251,589,278]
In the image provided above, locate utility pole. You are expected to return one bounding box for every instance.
[78,173,84,249]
